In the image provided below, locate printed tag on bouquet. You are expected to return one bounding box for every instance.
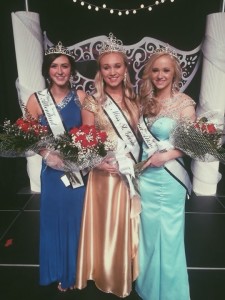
[60,175,71,187]
[70,171,84,188]
[61,171,84,189]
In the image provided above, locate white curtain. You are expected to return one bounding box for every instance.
[11,11,45,193]
[192,12,225,195]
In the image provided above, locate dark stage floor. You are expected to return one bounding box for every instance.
[0,188,225,300]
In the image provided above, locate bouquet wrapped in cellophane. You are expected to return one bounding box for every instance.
[50,124,114,172]
[0,116,51,157]
[169,110,225,163]
[0,117,114,187]
[135,110,225,176]
[41,124,115,187]
[0,114,113,172]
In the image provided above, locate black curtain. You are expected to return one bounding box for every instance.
[0,0,222,193]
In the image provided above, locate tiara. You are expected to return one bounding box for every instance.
[45,41,75,60]
[153,44,178,59]
[98,33,126,55]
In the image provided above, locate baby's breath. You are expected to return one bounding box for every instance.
[0,116,50,157]
[170,115,225,163]
[53,125,112,170]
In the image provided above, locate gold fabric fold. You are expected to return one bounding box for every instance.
[130,194,141,272]
[75,169,140,297]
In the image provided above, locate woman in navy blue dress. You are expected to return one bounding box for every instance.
[26,42,86,291]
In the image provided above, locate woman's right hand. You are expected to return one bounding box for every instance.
[142,157,152,169]
[96,157,119,174]
[41,150,65,170]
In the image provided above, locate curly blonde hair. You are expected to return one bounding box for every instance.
[140,52,182,117]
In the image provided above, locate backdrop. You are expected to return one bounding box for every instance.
[0,0,223,194]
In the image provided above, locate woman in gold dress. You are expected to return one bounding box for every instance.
[75,33,141,297]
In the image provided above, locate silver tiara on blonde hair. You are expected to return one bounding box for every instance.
[98,33,126,55]
[45,41,75,60]
[153,44,178,59]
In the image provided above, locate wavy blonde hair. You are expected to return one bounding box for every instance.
[94,52,140,127]
[140,52,182,117]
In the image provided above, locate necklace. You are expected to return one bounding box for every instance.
[112,95,124,104]
[106,91,124,105]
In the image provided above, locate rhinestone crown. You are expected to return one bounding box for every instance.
[45,41,75,60]
[153,44,178,59]
[99,33,126,55]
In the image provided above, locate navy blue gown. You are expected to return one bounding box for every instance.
[39,90,85,289]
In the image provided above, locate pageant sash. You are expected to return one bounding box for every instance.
[36,89,84,188]
[138,116,159,156]
[103,95,141,216]
[103,95,140,163]
[138,116,192,196]
[35,89,65,137]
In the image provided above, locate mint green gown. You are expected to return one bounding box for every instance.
[136,94,195,300]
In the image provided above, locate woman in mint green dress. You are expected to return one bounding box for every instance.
[135,47,196,300]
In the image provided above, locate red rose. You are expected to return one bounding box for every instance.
[79,125,93,134]
[15,118,24,125]
[69,127,79,135]
[206,123,216,133]
[194,123,200,130]
[19,123,30,132]
[97,131,107,142]
[200,123,208,133]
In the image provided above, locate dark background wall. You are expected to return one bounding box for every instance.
[0,0,223,193]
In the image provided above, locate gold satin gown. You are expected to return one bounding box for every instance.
[75,96,140,297]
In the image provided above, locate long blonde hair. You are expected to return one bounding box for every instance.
[94,52,140,127]
[140,52,182,117]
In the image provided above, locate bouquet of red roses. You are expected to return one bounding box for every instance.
[170,111,225,163]
[53,124,113,170]
[0,116,50,157]
[193,117,221,148]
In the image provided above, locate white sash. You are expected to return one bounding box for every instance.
[102,95,141,213]
[36,89,84,188]
[138,116,192,196]
[103,94,140,163]
[35,89,65,137]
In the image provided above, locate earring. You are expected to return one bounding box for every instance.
[46,78,51,86]
[172,81,179,95]
[69,75,75,89]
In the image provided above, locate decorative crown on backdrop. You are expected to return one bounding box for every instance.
[99,33,126,55]
[153,44,178,59]
[45,41,76,60]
